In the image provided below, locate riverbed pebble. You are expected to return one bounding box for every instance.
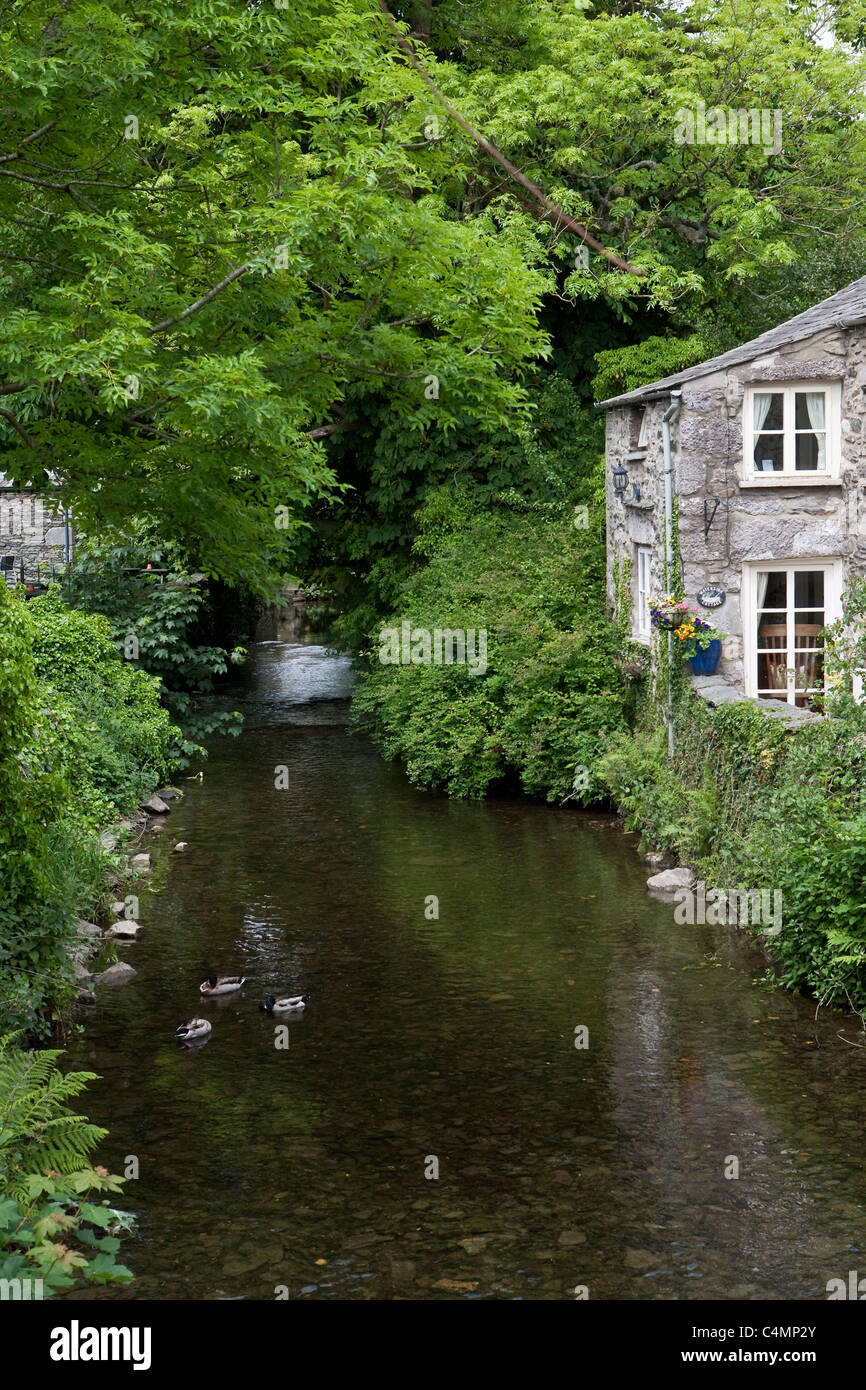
[142,793,170,814]
[644,851,677,871]
[95,961,138,986]
[105,920,143,940]
[646,867,697,893]
[76,919,102,938]
[132,853,151,873]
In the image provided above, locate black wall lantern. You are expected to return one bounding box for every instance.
[612,462,628,499]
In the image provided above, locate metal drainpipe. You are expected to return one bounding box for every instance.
[662,391,682,756]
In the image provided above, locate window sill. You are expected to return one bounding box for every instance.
[738,476,842,489]
[626,448,648,462]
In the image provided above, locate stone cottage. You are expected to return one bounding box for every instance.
[0,470,72,589]
[597,275,866,711]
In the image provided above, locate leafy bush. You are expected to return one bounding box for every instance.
[66,535,248,765]
[28,590,179,820]
[0,586,178,1035]
[601,676,866,1014]
[0,1035,134,1294]
[352,477,632,801]
[593,334,709,400]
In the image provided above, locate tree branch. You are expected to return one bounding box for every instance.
[0,410,38,447]
[0,121,59,164]
[377,3,645,277]
[149,264,251,335]
[306,418,357,440]
[0,381,40,396]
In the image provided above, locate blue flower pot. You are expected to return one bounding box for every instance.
[688,638,721,675]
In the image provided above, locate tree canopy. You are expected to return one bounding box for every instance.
[2,0,865,591]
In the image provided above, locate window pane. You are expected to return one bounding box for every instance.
[754,435,784,471]
[795,392,824,430]
[759,572,787,609]
[755,392,783,430]
[794,392,827,471]
[795,432,824,471]
[794,571,824,608]
[752,393,784,472]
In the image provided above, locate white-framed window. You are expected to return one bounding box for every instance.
[629,406,649,450]
[743,560,842,707]
[636,545,652,640]
[744,382,841,479]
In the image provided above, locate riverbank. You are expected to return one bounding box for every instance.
[0,584,179,1037]
[348,481,866,1020]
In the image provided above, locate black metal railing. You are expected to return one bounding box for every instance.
[1,557,66,596]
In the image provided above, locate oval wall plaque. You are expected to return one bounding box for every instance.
[697,585,726,609]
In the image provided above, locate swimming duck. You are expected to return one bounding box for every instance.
[260,994,307,1014]
[176,1018,212,1040]
[200,974,246,996]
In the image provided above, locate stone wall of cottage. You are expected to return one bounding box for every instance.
[0,488,71,581]
[604,398,667,635]
[605,324,866,691]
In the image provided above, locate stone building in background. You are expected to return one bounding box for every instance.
[597,274,866,713]
[0,471,73,589]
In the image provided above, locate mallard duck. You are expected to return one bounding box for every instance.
[199,974,246,996]
[260,994,307,1014]
[176,1018,212,1040]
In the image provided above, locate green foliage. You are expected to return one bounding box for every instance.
[311,370,603,650]
[593,335,709,400]
[601,684,866,1015]
[0,0,550,594]
[0,1035,134,1294]
[824,575,866,724]
[0,586,177,1036]
[27,587,180,819]
[65,535,248,764]
[352,474,631,801]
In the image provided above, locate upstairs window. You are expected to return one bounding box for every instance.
[745,383,840,479]
[630,407,649,450]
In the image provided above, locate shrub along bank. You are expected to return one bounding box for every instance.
[600,661,866,1016]
[351,474,636,802]
[0,584,178,1037]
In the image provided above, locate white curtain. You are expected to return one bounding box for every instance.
[753,394,774,471]
[753,393,773,433]
[804,392,826,471]
[756,571,769,614]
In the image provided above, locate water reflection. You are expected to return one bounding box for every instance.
[64,643,866,1301]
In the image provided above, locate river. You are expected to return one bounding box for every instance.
[65,640,866,1301]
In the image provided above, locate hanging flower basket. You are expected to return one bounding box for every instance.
[649,595,724,666]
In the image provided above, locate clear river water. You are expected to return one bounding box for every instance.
[64,640,866,1301]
